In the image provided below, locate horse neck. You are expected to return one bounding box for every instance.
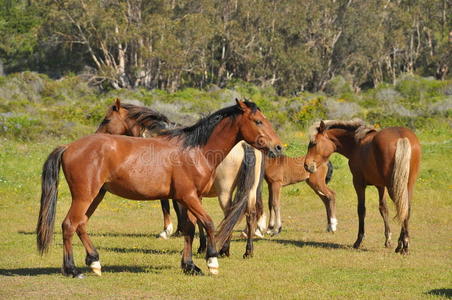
[201,117,241,168]
[124,118,143,137]
[284,156,309,184]
[327,128,357,159]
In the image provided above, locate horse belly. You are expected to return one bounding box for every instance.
[105,166,172,200]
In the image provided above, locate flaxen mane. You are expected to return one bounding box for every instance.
[308,119,377,143]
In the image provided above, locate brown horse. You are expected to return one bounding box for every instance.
[304,119,421,254]
[37,100,282,278]
[96,99,267,258]
[264,157,336,235]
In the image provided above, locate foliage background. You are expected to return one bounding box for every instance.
[0,0,450,94]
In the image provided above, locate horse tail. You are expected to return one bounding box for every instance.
[37,145,67,255]
[325,160,334,184]
[216,144,256,249]
[254,151,266,231]
[390,137,411,223]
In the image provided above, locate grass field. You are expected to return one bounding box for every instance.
[0,125,451,299]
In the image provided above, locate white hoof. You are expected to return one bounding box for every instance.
[241,231,248,239]
[159,223,174,240]
[327,218,338,232]
[257,213,267,233]
[254,228,264,238]
[90,261,102,276]
[207,257,219,275]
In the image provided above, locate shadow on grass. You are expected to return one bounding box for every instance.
[97,246,179,255]
[0,265,172,276]
[267,238,350,250]
[18,230,157,239]
[426,289,452,298]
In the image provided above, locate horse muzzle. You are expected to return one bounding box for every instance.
[267,144,283,158]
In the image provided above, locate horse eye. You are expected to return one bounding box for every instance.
[255,120,263,125]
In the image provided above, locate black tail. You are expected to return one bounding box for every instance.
[216,144,256,249]
[254,152,266,223]
[325,161,334,184]
[37,145,67,255]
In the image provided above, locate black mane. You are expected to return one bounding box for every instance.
[161,101,258,148]
[120,103,175,132]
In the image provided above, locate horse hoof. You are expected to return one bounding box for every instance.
[243,253,253,259]
[90,261,102,276]
[254,228,264,238]
[74,273,85,279]
[270,229,280,237]
[241,231,248,239]
[327,218,338,233]
[183,264,203,276]
[353,242,361,249]
[207,257,219,275]
[159,231,169,240]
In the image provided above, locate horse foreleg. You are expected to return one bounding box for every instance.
[269,182,282,236]
[353,179,366,249]
[377,187,392,248]
[179,205,202,275]
[307,174,337,233]
[158,199,173,239]
[184,195,219,275]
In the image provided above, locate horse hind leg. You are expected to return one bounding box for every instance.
[377,187,392,248]
[76,189,106,276]
[62,201,92,278]
[243,208,257,259]
[158,199,174,239]
[197,221,206,254]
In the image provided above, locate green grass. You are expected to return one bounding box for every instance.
[0,125,451,299]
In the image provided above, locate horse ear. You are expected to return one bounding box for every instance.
[113,98,121,111]
[235,99,249,112]
[318,120,326,133]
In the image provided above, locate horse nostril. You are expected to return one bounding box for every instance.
[275,144,282,152]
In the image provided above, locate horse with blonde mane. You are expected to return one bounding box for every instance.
[304,119,421,254]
